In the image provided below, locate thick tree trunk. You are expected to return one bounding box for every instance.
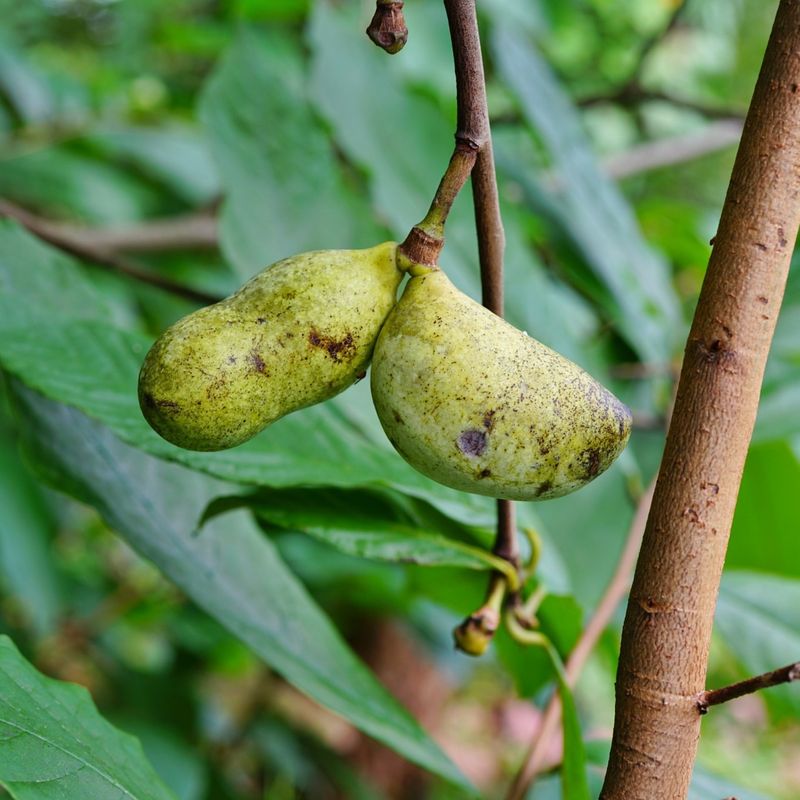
[601,3,800,798]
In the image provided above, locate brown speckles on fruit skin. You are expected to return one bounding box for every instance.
[370,269,632,501]
[308,329,357,362]
[138,242,401,451]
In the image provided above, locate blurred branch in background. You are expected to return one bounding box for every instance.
[0,199,221,305]
[45,212,219,254]
[601,119,743,181]
[505,479,656,800]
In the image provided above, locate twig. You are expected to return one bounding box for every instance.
[505,479,655,800]
[601,119,743,180]
[580,85,746,122]
[46,212,218,253]
[602,3,800,796]
[0,199,221,305]
[697,662,800,713]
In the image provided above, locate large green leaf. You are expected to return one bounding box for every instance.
[201,487,513,575]
[0,634,176,800]
[543,641,590,800]
[491,24,681,364]
[12,385,474,793]
[0,426,62,636]
[728,441,800,578]
[716,571,800,718]
[199,28,384,281]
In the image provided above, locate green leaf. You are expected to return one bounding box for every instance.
[202,487,512,577]
[728,441,800,578]
[542,641,590,800]
[85,127,220,207]
[12,385,475,793]
[0,146,163,224]
[199,28,384,281]
[0,634,176,800]
[716,571,800,718]
[491,24,681,363]
[0,428,62,636]
[689,767,773,800]
[119,723,207,800]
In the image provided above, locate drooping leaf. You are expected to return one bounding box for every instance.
[199,28,385,281]
[716,571,800,718]
[0,427,63,636]
[542,640,590,800]
[491,24,682,364]
[201,487,512,577]
[0,634,177,800]
[12,385,475,793]
[728,441,800,578]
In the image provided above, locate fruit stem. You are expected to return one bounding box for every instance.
[397,0,492,272]
[453,572,507,656]
[505,610,549,649]
[398,143,478,270]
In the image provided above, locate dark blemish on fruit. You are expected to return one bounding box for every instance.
[478,468,492,479]
[308,329,356,362]
[792,83,798,93]
[355,370,367,382]
[156,399,180,410]
[755,242,767,251]
[248,351,266,373]
[757,295,769,304]
[582,449,601,479]
[613,401,632,437]
[142,392,179,412]
[256,317,267,325]
[393,410,404,425]
[536,480,553,497]
[227,355,237,365]
[482,410,496,430]
[457,429,487,457]
[778,227,788,248]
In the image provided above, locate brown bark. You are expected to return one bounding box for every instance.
[601,3,800,798]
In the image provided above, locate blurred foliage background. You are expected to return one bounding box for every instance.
[0,0,798,798]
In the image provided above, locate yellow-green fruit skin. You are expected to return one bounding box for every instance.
[370,269,632,501]
[139,242,401,451]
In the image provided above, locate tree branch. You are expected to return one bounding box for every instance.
[602,3,800,797]
[697,662,800,713]
[601,119,743,181]
[505,479,655,800]
[46,213,218,253]
[0,199,222,305]
[398,0,491,270]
